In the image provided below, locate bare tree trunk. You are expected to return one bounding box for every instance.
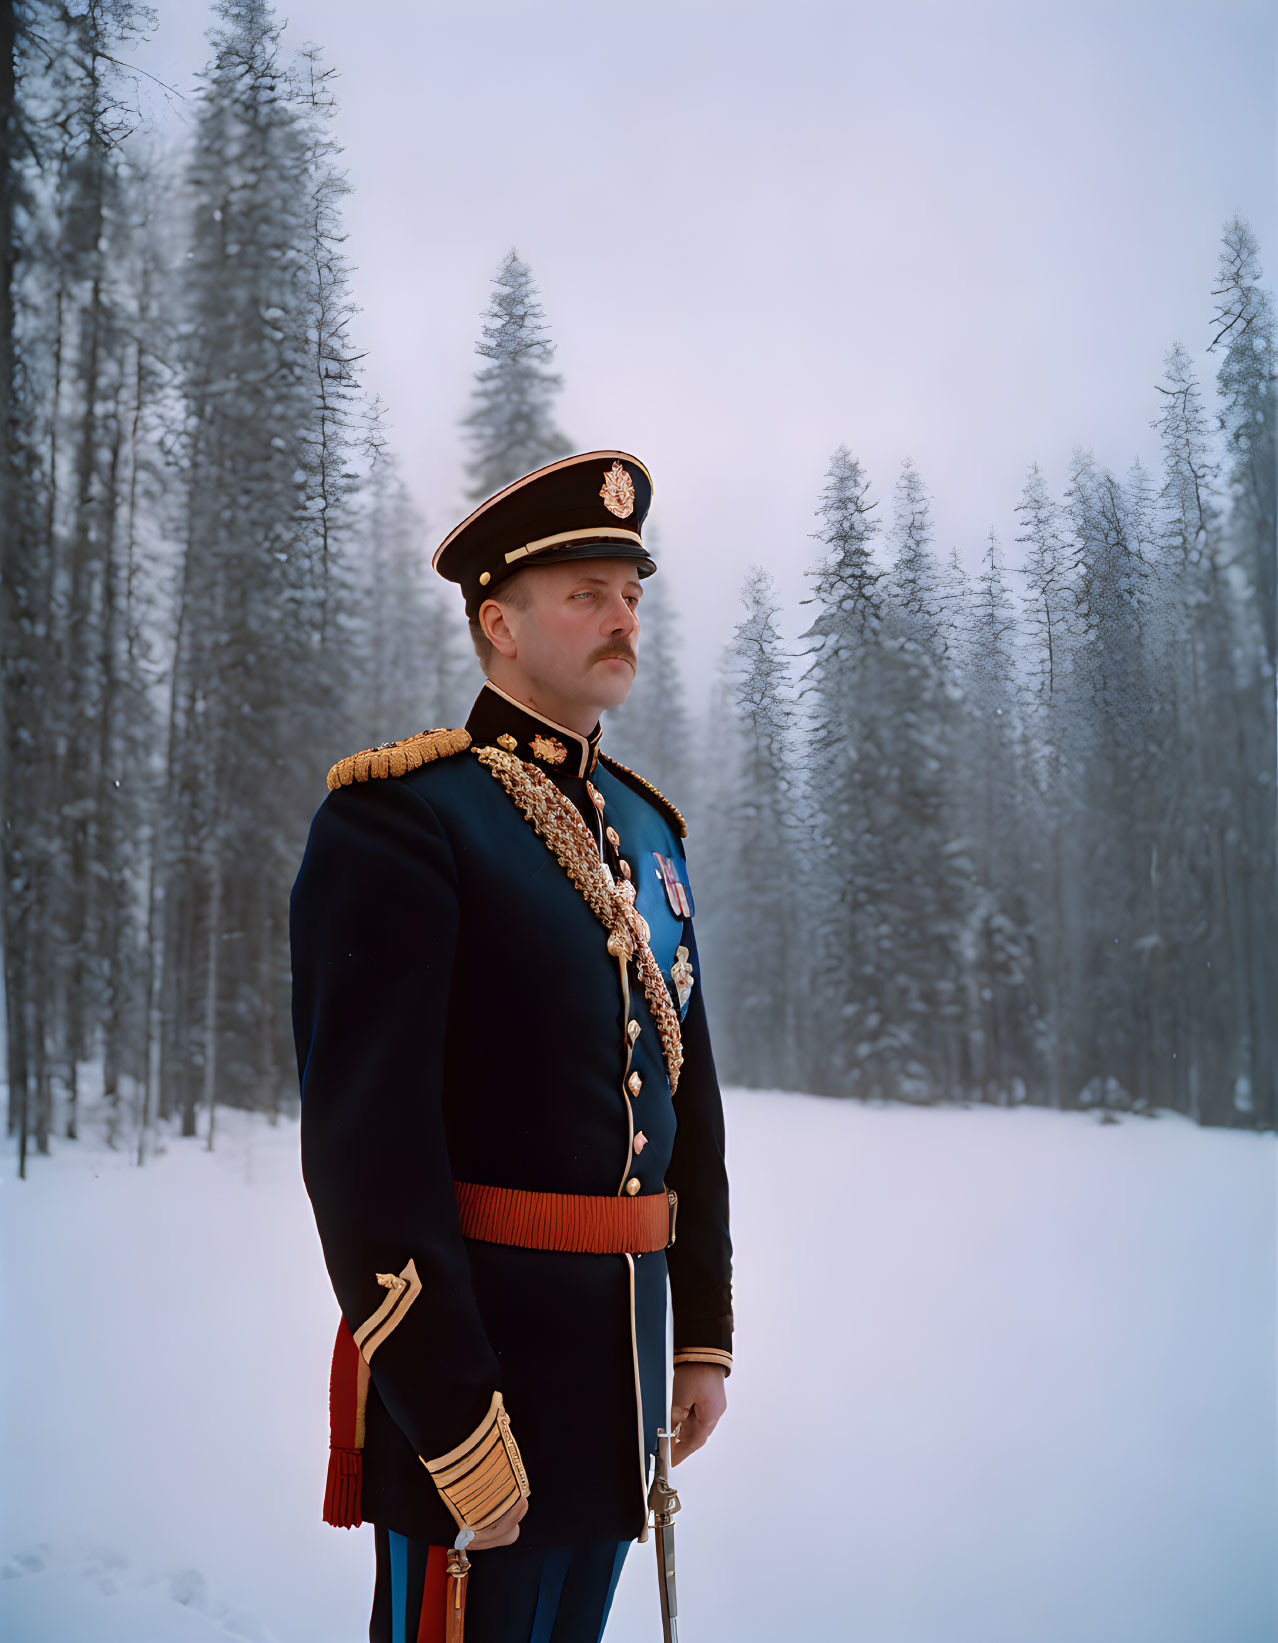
[261,910,279,1122]
[202,846,222,1151]
[0,0,28,1165]
[160,513,199,1132]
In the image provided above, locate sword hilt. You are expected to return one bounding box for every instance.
[648,1426,682,1523]
[649,1475,681,1523]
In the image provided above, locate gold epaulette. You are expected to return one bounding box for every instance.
[326,727,471,791]
[597,752,688,838]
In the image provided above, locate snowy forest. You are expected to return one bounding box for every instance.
[2,0,1274,1182]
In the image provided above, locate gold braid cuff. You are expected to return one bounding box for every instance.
[673,1348,733,1373]
[474,745,684,1093]
[326,727,471,791]
[422,1391,530,1532]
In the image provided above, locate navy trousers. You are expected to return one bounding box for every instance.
[370,1524,630,1643]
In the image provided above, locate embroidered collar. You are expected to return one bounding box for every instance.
[466,680,603,778]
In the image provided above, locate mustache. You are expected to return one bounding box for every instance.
[588,644,637,668]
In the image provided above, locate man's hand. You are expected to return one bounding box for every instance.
[467,1496,528,1549]
[670,1363,727,1465]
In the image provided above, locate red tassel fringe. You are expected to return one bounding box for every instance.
[323,1445,363,1528]
[324,1319,368,1527]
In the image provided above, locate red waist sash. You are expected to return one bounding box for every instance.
[453,1180,675,1254]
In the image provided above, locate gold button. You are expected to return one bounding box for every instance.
[619,860,632,879]
[625,1177,641,1195]
[479,571,491,585]
[628,1071,643,1096]
[496,733,517,753]
[606,826,620,847]
[626,1021,641,1044]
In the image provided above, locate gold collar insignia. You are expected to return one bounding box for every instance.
[530,733,567,766]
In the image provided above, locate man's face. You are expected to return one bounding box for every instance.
[485,558,643,716]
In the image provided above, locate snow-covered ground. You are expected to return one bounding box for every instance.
[3,1091,1275,1643]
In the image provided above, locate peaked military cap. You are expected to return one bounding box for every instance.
[434,450,656,616]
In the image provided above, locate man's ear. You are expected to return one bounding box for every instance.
[478,597,519,661]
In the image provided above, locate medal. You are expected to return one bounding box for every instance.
[670,945,694,1011]
[652,853,693,918]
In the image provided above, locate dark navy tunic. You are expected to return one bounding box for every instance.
[290,683,733,1553]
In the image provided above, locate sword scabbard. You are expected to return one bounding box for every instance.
[649,1427,682,1643]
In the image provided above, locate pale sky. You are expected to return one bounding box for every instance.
[137,0,1276,691]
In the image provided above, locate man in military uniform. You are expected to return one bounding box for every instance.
[290,451,733,1643]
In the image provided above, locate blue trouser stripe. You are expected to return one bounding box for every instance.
[372,1530,630,1641]
[529,1543,574,1643]
[595,1540,630,1642]
[388,1529,409,1643]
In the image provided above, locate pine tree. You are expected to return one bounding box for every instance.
[698,567,797,1087]
[885,456,943,654]
[866,459,973,1099]
[796,445,891,1094]
[1013,464,1082,1109]
[293,43,382,644]
[1155,340,1221,578]
[954,528,1036,1104]
[350,452,475,739]
[1,0,158,1170]
[803,444,883,659]
[1168,235,1277,1126]
[935,544,972,669]
[80,125,173,1151]
[162,0,370,1137]
[1209,213,1276,669]
[1015,463,1074,711]
[1058,451,1169,1114]
[0,0,54,1172]
[3,1,43,1168]
[461,249,572,499]
[1206,218,1277,1125]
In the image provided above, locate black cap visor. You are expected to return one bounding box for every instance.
[469,541,656,614]
[526,541,656,574]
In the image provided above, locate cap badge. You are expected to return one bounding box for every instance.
[495,733,518,753]
[600,461,635,519]
[531,733,567,765]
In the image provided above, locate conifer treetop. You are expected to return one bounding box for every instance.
[1152,341,1220,566]
[461,248,573,501]
[801,444,884,663]
[887,456,941,647]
